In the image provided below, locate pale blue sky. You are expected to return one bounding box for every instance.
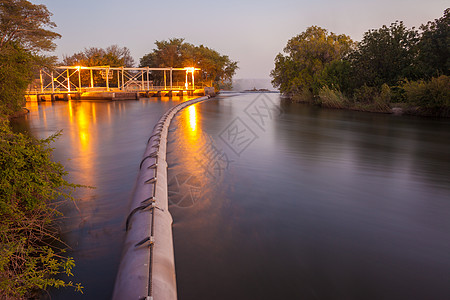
[33,0,448,78]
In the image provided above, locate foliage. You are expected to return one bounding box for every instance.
[0,43,34,116]
[62,45,135,67]
[140,38,186,68]
[349,21,419,88]
[271,26,354,95]
[0,0,61,52]
[0,120,83,298]
[140,38,238,89]
[350,84,391,113]
[0,0,60,116]
[0,2,83,298]
[61,45,135,87]
[317,84,391,113]
[416,8,450,78]
[273,9,449,116]
[318,86,348,109]
[319,59,353,95]
[402,75,450,109]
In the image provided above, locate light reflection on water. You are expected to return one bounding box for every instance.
[12,97,195,299]
[167,93,450,300]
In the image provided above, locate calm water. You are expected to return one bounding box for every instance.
[12,94,450,299]
[12,97,194,299]
[167,93,450,299]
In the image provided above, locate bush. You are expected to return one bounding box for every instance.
[0,120,83,298]
[403,75,450,109]
[291,88,314,103]
[318,86,349,109]
[351,84,391,113]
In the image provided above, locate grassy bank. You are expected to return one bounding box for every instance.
[290,76,450,117]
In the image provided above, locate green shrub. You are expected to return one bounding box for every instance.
[351,84,391,113]
[291,88,314,103]
[0,120,83,299]
[318,86,349,109]
[403,75,450,108]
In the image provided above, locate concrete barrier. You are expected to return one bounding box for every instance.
[113,96,211,300]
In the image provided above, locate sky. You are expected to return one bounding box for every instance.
[32,0,448,79]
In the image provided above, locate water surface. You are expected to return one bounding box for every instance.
[13,97,191,299]
[167,93,450,300]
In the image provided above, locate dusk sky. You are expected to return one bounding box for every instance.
[34,0,448,79]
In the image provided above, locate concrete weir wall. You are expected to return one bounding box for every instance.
[113,96,211,300]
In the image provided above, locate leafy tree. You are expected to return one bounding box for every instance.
[416,8,450,78]
[271,26,354,95]
[140,38,238,89]
[0,0,61,52]
[0,43,33,115]
[0,0,61,116]
[349,21,419,88]
[62,45,135,67]
[319,59,353,94]
[140,38,186,68]
[62,45,134,87]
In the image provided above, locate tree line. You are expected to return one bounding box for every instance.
[271,9,449,116]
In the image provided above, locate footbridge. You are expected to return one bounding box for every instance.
[26,66,211,100]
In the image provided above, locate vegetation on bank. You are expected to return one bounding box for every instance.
[271,9,450,116]
[0,123,83,298]
[0,0,82,298]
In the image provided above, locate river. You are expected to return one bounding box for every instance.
[13,93,450,299]
[166,93,450,299]
[12,97,192,299]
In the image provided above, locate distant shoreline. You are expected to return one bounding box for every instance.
[284,95,450,118]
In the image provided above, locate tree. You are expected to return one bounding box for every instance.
[140,38,186,68]
[62,45,135,87]
[0,43,33,115]
[271,26,354,95]
[0,0,61,116]
[416,8,450,78]
[62,45,135,67]
[0,0,61,52]
[349,21,419,88]
[140,38,238,89]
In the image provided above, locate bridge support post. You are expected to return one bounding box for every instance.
[164,70,167,90]
[51,72,55,93]
[39,70,44,93]
[106,67,110,91]
[67,69,71,92]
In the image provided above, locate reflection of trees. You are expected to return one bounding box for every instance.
[277,100,450,187]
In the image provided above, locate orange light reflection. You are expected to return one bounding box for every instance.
[188,105,197,133]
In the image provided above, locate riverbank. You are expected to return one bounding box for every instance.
[287,82,450,118]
